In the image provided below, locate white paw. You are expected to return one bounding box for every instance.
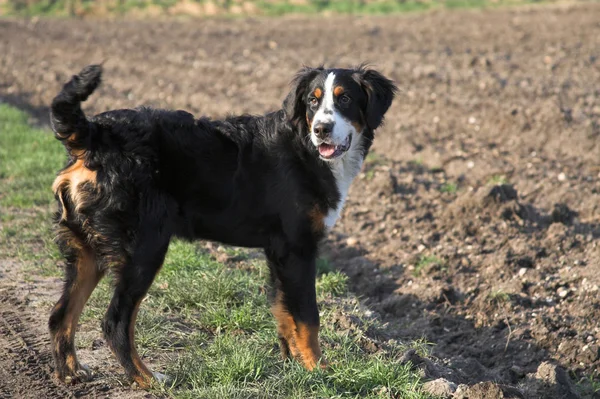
[152,372,169,384]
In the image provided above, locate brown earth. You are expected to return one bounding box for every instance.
[1,3,600,398]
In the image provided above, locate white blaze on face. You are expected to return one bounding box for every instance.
[309,73,365,230]
[310,73,357,148]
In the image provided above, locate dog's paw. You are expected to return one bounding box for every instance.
[62,364,93,384]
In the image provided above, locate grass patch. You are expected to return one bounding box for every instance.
[439,182,458,194]
[0,104,64,208]
[2,0,556,17]
[408,158,424,167]
[0,104,64,276]
[488,174,509,185]
[1,104,428,398]
[413,255,444,277]
[488,290,510,304]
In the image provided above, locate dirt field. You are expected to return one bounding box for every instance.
[1,3,600,398]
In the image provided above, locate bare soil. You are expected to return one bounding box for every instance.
[1,4,600,397]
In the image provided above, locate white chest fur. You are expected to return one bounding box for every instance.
[324,145,364,230]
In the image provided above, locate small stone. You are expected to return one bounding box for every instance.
[467,161,475,168]
[518,268,528,277]
[557,172,567,182]
[346,237,358,247]
[468,116,477,124]
[558,288,569,298]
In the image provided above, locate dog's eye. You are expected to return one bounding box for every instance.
[340,94,351,104]
[309,97,319,107]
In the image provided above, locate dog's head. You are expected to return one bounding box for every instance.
[284,65,397,161]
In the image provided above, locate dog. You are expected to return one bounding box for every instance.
[48,64,397,387]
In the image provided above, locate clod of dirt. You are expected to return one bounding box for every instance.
[454,382,505,399]
[453,381,525,399]
[524,361,581,399]
[333,313,364,332]
[441,184,527,236]
[448,356,501,383]
[366,168,397,199]
[400,349,448,380]
[551,203,578,225]
[484,184,519,205]
[380,294,413,316]
[423,378,457,398]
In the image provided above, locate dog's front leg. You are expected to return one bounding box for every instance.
[266,249,326,371]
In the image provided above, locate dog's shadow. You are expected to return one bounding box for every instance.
[318,188,600,397]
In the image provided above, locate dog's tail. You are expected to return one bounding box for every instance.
[50,64,102,153]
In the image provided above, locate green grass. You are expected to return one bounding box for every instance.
[487,175,509,185]
[412,255,444,277]
[1,0,561,17]
[439,182,458,194]
[487,290,510,303]
[0,104,64,208]
[0,104,64,275]
[1,104,429,398]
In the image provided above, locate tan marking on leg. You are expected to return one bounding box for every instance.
[65,354,78,371]
[295,322,324,371]
[129,298,153,388]
[271,291,299,358]
[61,248,103,373]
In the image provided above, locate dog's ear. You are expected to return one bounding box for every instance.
[283,66,323,126]
[354,66,398,130]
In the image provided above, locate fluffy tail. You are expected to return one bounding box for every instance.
[50,64,102,152]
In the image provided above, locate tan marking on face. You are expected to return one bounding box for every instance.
[351,121,364,134]
[313,88,322,99]
[333,86,344,97]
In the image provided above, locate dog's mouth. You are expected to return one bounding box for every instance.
[318,136,352,160]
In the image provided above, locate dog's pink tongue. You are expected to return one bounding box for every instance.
[319,144,336,158]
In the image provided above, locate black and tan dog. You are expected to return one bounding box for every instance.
[48,64,397,387]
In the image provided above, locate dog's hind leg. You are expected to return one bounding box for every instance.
[49,234,104,383]
[102,215,171,388]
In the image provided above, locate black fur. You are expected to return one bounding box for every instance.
[48,64,396,386]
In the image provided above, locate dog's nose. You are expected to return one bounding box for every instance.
[313,122,334,139]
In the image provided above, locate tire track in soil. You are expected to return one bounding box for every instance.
[0,292,86,399]
[0,271,155,399]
